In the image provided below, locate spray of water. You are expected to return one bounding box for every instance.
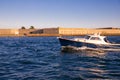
[61,46,120,53]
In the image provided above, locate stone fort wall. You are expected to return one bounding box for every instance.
[58,27,120,36]
[0,29,19,36]
[0,27,120,36]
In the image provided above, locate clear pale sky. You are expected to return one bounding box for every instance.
[0,0,120,29]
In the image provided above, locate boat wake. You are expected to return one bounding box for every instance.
[58,34,120,54]
[62,46,120,53]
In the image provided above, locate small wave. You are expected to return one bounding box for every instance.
[100,48,120,52]
[62,46,120,53]
[62,46,104,53]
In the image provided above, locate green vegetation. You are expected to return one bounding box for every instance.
[20,26,35,29]
[21,26,26,29]
[29,26,35,29]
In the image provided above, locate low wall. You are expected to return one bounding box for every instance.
[0,28,120,37]
[19,29,36,35]
[0,29,19,36]
[58,28,120,36]
[27,34,60,37]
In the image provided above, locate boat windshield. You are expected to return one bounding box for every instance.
[90,37,101,40]
[85,36,90,39]
[104,38,109,43]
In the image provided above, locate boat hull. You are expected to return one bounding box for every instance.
[58,38,98,48]
[58,37,120,49]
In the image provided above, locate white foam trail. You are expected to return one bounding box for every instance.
[100,48,120,52]
[62,46,120,53]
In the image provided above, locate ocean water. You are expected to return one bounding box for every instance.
[0,36,120,80]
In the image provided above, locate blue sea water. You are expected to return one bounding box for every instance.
[0,36,120,80]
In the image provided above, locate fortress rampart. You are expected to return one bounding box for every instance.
[58,27,120,36]
[0,27,120,37]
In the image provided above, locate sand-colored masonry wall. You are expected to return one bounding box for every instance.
[19,29,36,36]
[0,28,120,36]
[58,28,120,35]
[0,29,19,36]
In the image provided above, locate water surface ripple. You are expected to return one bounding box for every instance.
[0,36,120,80]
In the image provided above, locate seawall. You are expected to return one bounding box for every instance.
[0,28,120,37]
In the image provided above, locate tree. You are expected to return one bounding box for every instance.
[21,26,26,29]
[29,26,35,29]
